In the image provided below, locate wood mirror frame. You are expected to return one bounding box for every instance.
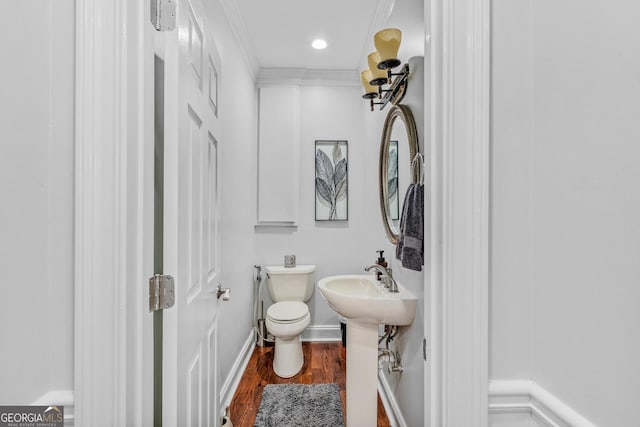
[378,104,420,244]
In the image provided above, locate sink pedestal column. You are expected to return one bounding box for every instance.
[345,320,378,427]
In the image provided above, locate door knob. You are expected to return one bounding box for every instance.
[217,284,231,301]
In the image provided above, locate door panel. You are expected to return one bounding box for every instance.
[186,106,204,302]
[206,135,219,283]
[206,319,218,427]
[163,0,222,424]
[186,345,202,427]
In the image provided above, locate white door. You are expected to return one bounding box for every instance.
[162,0,222,424]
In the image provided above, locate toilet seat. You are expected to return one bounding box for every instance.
[267,301,309,324]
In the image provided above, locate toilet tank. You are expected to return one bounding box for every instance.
[265,265,316,302]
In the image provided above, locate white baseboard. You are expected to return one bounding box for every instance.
[301,324,341,342]
[489,380,596,427]
[377,372,407,427]
[32,389,74,426]
[219,330,256,411]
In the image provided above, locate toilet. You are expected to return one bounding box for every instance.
[265,264,316,378]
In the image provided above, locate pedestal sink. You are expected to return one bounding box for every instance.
[317,275,417,427]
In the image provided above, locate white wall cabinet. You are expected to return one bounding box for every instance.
[257,86,300,225]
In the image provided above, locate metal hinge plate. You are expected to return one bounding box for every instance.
[149,274,175,312]
[150,0,176,31]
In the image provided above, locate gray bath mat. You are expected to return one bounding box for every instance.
[254,383,345,427]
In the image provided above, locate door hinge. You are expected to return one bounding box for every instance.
[150,0,176,31]
[149,274,175,312]
[423,337,428,362]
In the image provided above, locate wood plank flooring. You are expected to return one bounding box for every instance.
[229,342,391,427]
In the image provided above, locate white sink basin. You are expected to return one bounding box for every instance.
[318,274,418,426]
[317,274,417,326]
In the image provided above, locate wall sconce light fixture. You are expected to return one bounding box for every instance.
[361,28,410,111]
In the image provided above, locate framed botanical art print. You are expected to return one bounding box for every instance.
[315,140,348,221]
[388,140,399,220]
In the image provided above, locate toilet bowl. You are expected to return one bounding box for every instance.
[264,265,315,378]
[266,301,310,378]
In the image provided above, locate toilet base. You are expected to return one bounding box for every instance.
[272,335,304,378]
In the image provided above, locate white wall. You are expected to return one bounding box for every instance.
[490,0,534,382]
[376,56,426,427]
[491,0,640,425]
[254,84,383,327]
[0,0,75,405]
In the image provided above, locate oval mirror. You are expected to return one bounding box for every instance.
[379,104,420,244]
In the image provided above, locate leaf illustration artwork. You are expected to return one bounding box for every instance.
[316,150,334,206]
[332,143,342,165]
[315,143,348,220]
[334,159,347,202]
[387,148,398,200]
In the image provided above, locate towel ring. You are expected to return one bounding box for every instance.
[411,153,425,185]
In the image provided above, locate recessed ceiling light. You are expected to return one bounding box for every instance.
[312,39,327,50]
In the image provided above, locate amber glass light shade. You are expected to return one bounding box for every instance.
[360,70,378,99]
[374,28,402,69]
[367,52,388,86]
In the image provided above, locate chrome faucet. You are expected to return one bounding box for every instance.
[364,264,399,292]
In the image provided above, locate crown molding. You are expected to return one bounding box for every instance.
[219,0,396,86]
[220,0,395,85]
[218,0,260,79]
[257,68,360,87]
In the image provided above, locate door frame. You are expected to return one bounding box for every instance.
[74,0,154,425]
[426,0,490,426]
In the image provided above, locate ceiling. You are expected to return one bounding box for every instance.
[221,0,424,77]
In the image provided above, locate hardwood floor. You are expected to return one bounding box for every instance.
[229,342,391,427]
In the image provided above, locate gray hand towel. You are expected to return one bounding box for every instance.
[396,183,424,271]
